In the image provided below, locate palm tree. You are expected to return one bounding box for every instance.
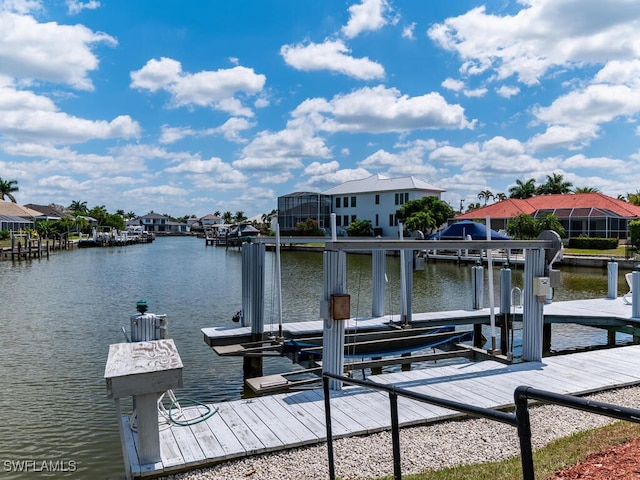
[573,187,600,193]
[494,192,507,201]
[537,173,572,195]
[536,213,566,237]
[69,200,88,214]
[73,216,89,234]
[509,178,537,199]
[126,211,137,219]
[477,190,494,205]
[234,211,247,223]
[627,191,640,206]
[35,220,55,240]
[222,211,233,224]
[506,213,538,239]
[0,178,19,202]
[214,210,221,217]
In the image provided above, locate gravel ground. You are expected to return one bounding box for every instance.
[164,386,640,480]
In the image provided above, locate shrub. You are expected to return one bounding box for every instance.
[293,218,324,236]
[0,230,9,240]
[568,237,618,249]
[629,220,640,247]
[347,219,373,237]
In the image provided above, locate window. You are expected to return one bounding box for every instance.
[336,216,341,226]
[343,196,349,208]
[395,192,408,205]
[375,194,379,205]
[351,196,356,207]
[336,197,341,208]
[351,215,356,224]
[389,214,396,226]
[375,214,379,226]
[343,215,349,226]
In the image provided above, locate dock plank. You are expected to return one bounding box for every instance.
[159,427,184,469]
[183,406,229,461]
[227,400,285,452]
[215,402,265,454]
[125,343,640,478]
[264,394,326,438]
[246,396,320,446]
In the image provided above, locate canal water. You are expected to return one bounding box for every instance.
[0,236,631,478]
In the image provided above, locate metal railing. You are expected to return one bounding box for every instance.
[323,373,640,480]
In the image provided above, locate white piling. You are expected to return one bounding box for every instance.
[500,264,512,315]
[522,248,545,362]
[372,250,386,317]
[322,250,347,390]
[607,260,618,299]
[486,216,497,351]
[633,271,640,319]
[241,242,266,336]
[275,224,283,337]
[472,263,484,310]
[398,223,412,324]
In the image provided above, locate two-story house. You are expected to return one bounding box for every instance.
[277,174,445,237]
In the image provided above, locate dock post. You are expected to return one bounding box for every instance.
[632,271,640,319]
[607,259,618,299]
[471,261,484,310]
[400,247,413,325]
[104,339,183,471]
[241,241,266,378]
[372,250,386,317]
[322,249,347,390]
[522,248,545,362]
[398,224,413,325]
[500,264,512,354]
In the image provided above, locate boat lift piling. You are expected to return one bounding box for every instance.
[500,263,512,354]
[324,234,560,368]
[371,249,386,317]
[241,241,266,378]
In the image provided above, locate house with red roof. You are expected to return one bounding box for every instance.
[455,193,640,240]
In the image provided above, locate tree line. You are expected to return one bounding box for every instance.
[468,174,640,212]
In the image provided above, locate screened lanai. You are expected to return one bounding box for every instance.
[533,207,629,239]
[0,215,35,232]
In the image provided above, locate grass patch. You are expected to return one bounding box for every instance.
[380,421,640,480]
[564,246,629,257]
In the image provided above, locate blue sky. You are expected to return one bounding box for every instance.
[1,0,640,219]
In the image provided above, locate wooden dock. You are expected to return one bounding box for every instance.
[201,297,640,347]
[119,343,640,478]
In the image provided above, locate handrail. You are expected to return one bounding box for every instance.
[323,372,640,480]
[323,372,517,480]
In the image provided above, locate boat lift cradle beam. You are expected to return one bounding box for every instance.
[324,239,554,252]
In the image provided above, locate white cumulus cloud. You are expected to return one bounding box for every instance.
[342,0,391,38]
[131,57,266,117]
[280,40,384,81]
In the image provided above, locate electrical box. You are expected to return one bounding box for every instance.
[330,294,351,320]
[533,277,551,297]
[549,268,561,288]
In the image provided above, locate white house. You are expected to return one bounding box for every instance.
[277,174,445,237]
[322,174,444,237]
